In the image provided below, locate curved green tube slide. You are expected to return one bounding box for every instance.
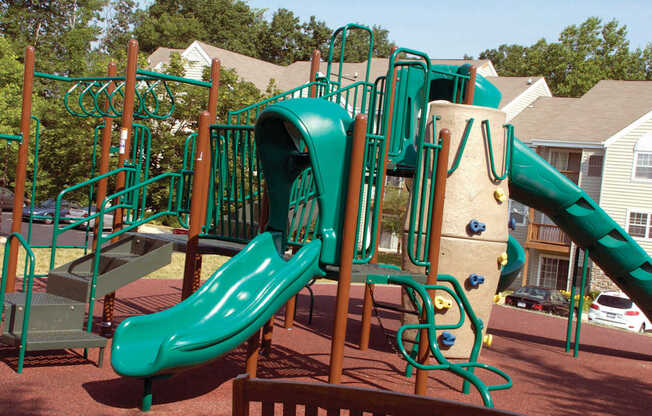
[509,138,652,319]
[498,235,525,293]
[111,232,323,378]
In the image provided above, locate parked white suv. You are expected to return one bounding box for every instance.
[588,291,651,333]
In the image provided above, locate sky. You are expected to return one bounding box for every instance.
[243,0,650,59]
[136,1,650,59]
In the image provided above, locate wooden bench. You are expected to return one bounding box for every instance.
[232,374,522,416]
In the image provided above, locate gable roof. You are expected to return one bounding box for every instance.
[147,40,497,92]
[486,76,545,108]
[511,80,652,146]
[510,97,579,143]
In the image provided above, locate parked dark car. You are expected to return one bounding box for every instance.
[0,187,29,211]
[505,285,570,316]
[22,199,84,224]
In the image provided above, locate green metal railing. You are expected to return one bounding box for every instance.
[0,233,37,373]
[368,273,512,408]
[37,68,212,121]
[326,24,374,94]
[227,81,330,126]
[407,116,442,267]
[287,168,320,247]
[205,125,263,243]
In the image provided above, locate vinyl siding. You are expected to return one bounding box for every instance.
[181,46,209,81]
[502,78,551,122]
[578,148,604,202]
[600,116,652,255]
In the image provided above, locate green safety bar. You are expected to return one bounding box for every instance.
[0,233,37,373]
[320,80,376,119]
[381,48,431,160]
[0,133,22,143]
[407,116,441,267]
[430,67,472,105]
[326,24,374,95]
[176,132,199,229]
[368,274,512,408]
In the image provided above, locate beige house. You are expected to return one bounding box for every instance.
[509,80,652,292]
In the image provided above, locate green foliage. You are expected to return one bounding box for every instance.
[477,17,652,97]
[381,185,409,237]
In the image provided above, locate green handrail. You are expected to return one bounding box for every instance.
[447,118,474,175]
[0,233,37,373]
[0,133,22,143]
[371,274,512,408]
[482,121,513,181]
[136,68,212,89]
[407,116,441,267]
[84,172,182,332]
[49,167,136,271]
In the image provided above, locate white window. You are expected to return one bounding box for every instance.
[633,133,652,181]
[627,210,652,240]
[508,199,528,226]
[537,256,569,290]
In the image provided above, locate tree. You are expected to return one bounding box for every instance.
[477,17,652,97]
[257,8,304,65]
[134,0,265,54]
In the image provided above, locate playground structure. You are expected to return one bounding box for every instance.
[1,23,651,414]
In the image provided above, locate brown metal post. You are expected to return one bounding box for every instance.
[112,38,139,235]
[309,49,321,97]
[260,317,275,356]
[415,128,452,395]
[245,328,261,377]
[208,59,221,123]
[102,39,139,330]
[360,46,399,350]
[284,296,297,329]
[182,111,212,300]
[328,114,368,384]
[6,45,35,293]
[93,62,117,251]
[463,65,477,105]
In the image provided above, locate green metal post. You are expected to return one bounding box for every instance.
[573,248,589,357]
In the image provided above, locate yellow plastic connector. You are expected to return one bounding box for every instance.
[497,252,508,267]
[493,188,506,202]
[483,334,493,347]
[434,295,453,310]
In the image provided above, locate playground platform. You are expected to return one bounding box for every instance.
[0,279,649,416]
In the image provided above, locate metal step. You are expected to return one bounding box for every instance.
[2,292,86,335]
[46,234,173,302]
[0,329,107,351]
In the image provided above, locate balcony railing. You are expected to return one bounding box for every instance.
[527,223,570,246]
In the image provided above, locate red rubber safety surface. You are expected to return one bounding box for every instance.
[1,279,650,415]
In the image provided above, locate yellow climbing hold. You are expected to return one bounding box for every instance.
[483,334,493,347]
[434,295,453,310]
[498,252,508,266]
[493,188,506,202]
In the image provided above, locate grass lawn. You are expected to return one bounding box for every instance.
[0,244,230,281]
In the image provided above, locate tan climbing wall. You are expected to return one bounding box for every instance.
[402,101,509,359]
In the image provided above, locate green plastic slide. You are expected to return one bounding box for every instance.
[509,138,652,319]
[498,235,525,293]
[111,232,323,378]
